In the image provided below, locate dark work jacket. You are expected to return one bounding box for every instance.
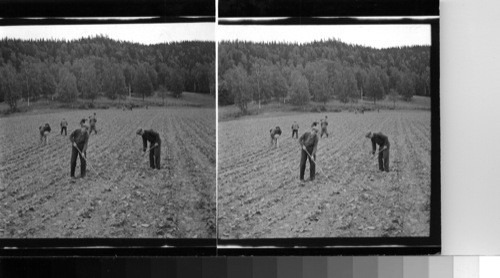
[142,130,161,151]
[371,132,390,152]
[39,124,51,135]
[270,127,282,137]
[299,131,319,149]
[70,129,89,147]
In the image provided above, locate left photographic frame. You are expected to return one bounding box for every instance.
[0,18,216,255]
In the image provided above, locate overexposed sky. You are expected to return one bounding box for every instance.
[0,23,214,44]
[218,24,431,49]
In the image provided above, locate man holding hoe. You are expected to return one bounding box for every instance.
[69,124,89,178]
[270,126,282,148]
[366,131,390,172]
[136,128,161,169]
[298,122,320,182]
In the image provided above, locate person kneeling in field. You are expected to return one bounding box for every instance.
[366,131,390,172]
[270,126,282,148]
[39,123,51,145]
[298,123,319,182]
[69,124,89,178]
[136,128,161,169]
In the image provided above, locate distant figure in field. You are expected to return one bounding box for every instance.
[270,126,282,148]
[320,116,329,138]
[39,123,51,144]
[60,118,68,136]
[291,121,299,139]
[366,132,390,172]
[69,124,89,178]
[136,128,161,169]
[89,113,97,135]
[298,123,319,181]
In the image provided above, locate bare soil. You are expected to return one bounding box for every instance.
[0,107,215,238]
[218,111,431,239]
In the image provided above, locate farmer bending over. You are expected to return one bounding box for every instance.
[89,113,98,135]
[136,128,161,169]
[366,132,390,172]
[298,123,319,182]
[291,121,299,139]
[320,116,329,138]
[60,118,68,136]
[270,126,282,148]
[39,123,51,144]
[70,124,89,178]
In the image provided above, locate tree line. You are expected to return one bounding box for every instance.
[218,39,430,112]
[0,36,215,111]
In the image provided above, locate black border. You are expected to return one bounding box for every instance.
[219,0,439,18]
[0,17,215,26]
[217,17,440,256]
[0,17,217,256]
[0,0,215,18]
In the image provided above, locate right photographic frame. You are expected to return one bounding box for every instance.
[217,18,440,255]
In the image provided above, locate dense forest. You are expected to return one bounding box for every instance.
[218,39,430,112]
[0,36,215,111]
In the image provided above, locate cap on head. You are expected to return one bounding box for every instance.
[136,128,143,135]
[366,132,372,138]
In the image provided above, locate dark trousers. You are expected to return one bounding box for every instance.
[61,126,67,135]
[70,145,86,177]
[320,128,328,138]
[299,146,316,180]
[149,141,161,169]
[89,125,97,135]
[378,147,390,172]
[292,129,298,138]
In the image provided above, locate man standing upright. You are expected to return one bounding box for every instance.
[136,128,161,169]
[366,131,390,172]
[89,113,97,135]
[69,124,89,178]
[60,118,68,136]
[298,123,319,181]
[291,121,299,139]
[320,115,329,138]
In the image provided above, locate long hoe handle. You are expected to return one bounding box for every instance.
[303,147,326,177]
[74,145,104,180]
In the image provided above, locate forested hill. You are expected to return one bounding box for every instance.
[0,36,215,108]
[218,39,430,108]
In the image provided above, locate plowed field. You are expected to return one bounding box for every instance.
[0,107,215,238]
[218,111,431,238]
